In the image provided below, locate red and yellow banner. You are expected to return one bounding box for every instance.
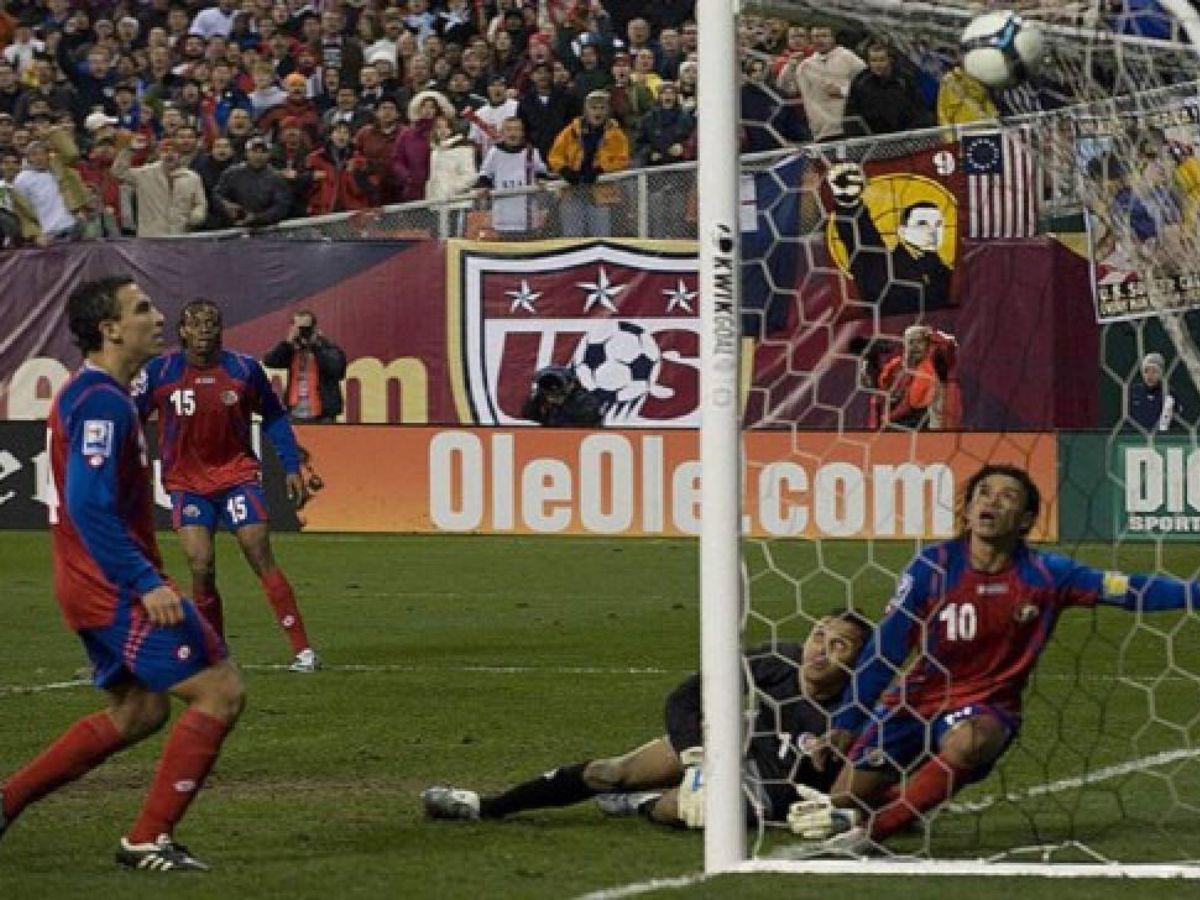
[293,426,1057,540]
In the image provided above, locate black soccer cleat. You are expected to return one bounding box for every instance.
[116,834,211,872]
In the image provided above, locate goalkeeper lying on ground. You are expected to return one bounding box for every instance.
[790,463,1199,853]
[422,610,870,828]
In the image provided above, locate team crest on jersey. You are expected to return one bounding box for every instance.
[221,390,239,406]
[453,241,700,427]
[82,420,113,457]
[175,645,192,661]
[1013,603,1039,625]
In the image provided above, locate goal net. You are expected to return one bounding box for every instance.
[696,0,1200,878]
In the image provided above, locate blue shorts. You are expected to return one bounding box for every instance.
[79,599,227,693]
[848,703,1019,779]
[171,483,270,532]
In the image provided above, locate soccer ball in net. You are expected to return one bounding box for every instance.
[572,320,662,408]
[961,10,1045,89]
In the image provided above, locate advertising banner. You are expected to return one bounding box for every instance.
[1074,102,1200,322]
[293,426,1058,540]
[0,420,294,530]
[1114,436,1200,540]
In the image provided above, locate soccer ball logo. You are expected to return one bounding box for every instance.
[572,321,665,415]
[961,10,1045,89]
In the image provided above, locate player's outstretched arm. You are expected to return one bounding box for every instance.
[1056,560,1198,613]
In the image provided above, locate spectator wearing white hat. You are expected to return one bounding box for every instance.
[1128,352,1180,432]
[393,89,454,202]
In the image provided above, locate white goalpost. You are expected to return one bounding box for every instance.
[697,0,748,875]
[696,0,1200,881]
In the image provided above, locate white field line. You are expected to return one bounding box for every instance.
[0,666,1180,697]
[574,873,711,900]
[581,750,1200,897]
[946,746,1200,814]
[0,663,676,696]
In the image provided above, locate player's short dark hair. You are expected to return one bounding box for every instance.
[961,463,1041,536]
[179,297,222,336]
[823,608,873,639]
[67,277,136,353]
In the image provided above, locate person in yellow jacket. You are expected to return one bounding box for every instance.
[548,90,630,237]
[936,65,997,126]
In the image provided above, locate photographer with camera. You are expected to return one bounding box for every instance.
[522,365,604,427]
[263,310,348,424]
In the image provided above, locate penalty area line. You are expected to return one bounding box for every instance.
[574,872,711,900]
[0,663,676,696]
[947,746,1200,814]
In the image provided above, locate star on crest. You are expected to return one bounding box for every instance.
[577,266,626,313]
[662,278,697,313]
[506,279,542,314]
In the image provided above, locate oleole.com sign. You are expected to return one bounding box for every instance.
[293,427,1057,540]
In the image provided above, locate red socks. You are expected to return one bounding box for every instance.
[127,709,231,844]
[869,753,974,841]
[260,568,310,654]
[2,712,125,822]
[193,581,225,639]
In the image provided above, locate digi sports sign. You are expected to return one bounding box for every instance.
[448,240,702,427]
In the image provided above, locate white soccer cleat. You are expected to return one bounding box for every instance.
[289,648,321,673]
[422,785,481,820]
[594,791,662,817]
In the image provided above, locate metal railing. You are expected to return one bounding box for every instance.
[168,79,1200,244]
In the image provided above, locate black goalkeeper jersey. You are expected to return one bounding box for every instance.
[664,641,838,821]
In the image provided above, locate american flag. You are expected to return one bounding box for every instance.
[961,127,1040,239]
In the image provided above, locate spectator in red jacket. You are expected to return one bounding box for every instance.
[257,72,321,145]
[306,120,373,215]
[353,96,402,202]
[392,89,453,202]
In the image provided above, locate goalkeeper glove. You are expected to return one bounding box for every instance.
[787,785,862,839]
[676,746,705,829]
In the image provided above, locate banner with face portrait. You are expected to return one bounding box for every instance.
[1075,101,1200,322]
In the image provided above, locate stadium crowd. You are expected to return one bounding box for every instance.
[0,0,1078,246]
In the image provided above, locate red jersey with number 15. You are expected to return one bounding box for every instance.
[134,349,300,496]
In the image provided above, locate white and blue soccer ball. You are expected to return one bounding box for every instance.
[961,10,1045,89]
[572,321,663,408]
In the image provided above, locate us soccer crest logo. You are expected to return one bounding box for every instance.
[453,242,701,427]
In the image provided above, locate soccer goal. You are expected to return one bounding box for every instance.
[696,0,1200,879]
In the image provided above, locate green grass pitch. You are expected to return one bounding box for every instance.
[0,532,1197,899]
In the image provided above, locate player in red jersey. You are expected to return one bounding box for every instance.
[790,463,1197,851]
[0,278,244,871]
[135,299,319,672]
